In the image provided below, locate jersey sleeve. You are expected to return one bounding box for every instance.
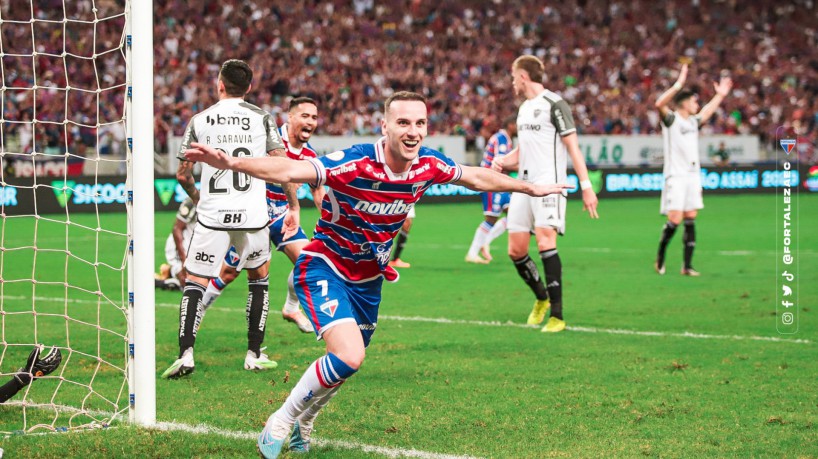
[307,146,362,188]
[551,100,577,137]
[264,114,286,153]
[177,118,198,160]
[429,150,463,184]
[661,112,676,128]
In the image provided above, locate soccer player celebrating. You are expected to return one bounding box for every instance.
[466,115,517,264]
[493,55,599,333]
[0,345,61,404]
[654,63,732,276]
[184,91,571,458]
[162,59,287,379]
[201,97,325,333]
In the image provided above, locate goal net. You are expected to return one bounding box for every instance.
[0,0,154,434]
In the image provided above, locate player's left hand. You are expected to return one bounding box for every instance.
[282,208,300,241]
[714,77,733,97]
[21,345,62,379]
[184,142,233,170]
[582,188,600,219]
[530,183,573,196]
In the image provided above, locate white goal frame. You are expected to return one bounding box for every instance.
[126,0,155,426]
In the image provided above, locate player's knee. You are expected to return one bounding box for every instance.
[508,247,528,260]
[667,213,683,225]
[335,348,365,370]
[248,263,269,279]
[221,268,239,283]
[682,211,697,220]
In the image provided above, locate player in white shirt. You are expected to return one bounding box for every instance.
[155,197,197,290]
[201,97,324,333]
[162,59,288,379]
[493,55,599,333]
[654,63,732,276]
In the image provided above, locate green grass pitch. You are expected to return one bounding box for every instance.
[2,193,816,458]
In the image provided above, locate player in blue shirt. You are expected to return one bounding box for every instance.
[466,115,517,263]
[184,91,570,458]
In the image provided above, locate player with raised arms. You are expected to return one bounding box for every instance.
[654,63,732,276]
[184,91,571,458]
[162,59,289,379]
[493,55,599,333]
[201,97,325,333]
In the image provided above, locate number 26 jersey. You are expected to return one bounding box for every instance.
[179,98,285,230]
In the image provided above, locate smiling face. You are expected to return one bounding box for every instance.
[287,102,318,146]
[381,99,428,167]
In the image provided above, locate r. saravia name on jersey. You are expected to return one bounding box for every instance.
[207,134,253,144]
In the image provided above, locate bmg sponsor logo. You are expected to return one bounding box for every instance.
[206,114,251,131]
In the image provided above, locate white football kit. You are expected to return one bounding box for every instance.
[660,111,704,214]
[178,98,285,278]
[508,89,576,235]
[164,198,197,278]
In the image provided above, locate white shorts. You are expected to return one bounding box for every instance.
[184,225,270,278]
[164,235,184,278]
[507,192,566,235]
[407,206,416,219]
[661,175,704,215]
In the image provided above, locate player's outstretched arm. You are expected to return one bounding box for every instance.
[184,142,318,185]
[697,76,733,124]
[655,63,688,117]
[563,133,600,219]
[456,165,571,197]
[0,345,62,404]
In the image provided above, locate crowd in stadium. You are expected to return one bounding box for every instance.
[0,0,815,160]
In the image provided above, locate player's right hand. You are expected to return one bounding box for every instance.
[282,208,300,241]
[184,142,233,170]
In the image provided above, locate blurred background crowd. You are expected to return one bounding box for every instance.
[1,0,816,162]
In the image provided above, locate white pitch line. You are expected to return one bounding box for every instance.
[6,295,811,345]
[1,406,481,459]
[378,315,812,345]
[154,421,483,459]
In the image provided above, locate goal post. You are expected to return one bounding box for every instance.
[0,0,155,433]
[127,0,156,427]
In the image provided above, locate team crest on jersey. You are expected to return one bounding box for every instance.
[533,109,542,118]
[326,150,345,161]
[320,299,339,317]
[412,182,425,196]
